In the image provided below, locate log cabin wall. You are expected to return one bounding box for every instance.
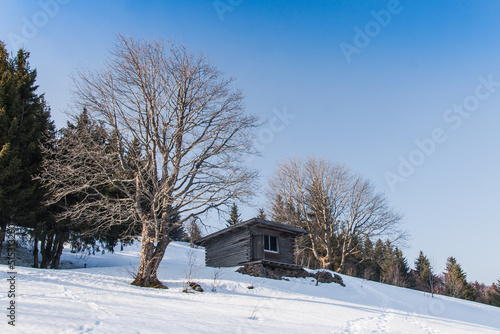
[250,226,296,264]
[195,218,308,268]
[204,227,251,267]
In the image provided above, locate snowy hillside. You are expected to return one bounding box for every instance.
[1,242,500,334]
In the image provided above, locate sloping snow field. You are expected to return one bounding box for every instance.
[1,242,499,333]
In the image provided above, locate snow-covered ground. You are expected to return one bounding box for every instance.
[1,241,499,333]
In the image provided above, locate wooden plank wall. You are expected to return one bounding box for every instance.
[252,227,296,265]
[276,235,294,264]
[205,228,251,267]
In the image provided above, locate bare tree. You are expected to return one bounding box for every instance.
[38,36,259,288]
[267,156,404,272]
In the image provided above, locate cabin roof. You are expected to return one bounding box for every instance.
[194,218,309,245]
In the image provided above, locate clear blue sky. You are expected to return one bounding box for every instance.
[1,0,499,284]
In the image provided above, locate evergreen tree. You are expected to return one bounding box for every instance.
[168,213,186,241]
[226,202,242,227]
[362,237,375,280]
[462,281,477,301]
[37,109,140,268]
[343,235,365,277]
[487,279,500,307]
[414,251,434,293]
[395,247,411,287]
[188,219,202,247]
[168,225,187,242]
[379,241,409,287]
[257,208,266,220]
[372,239,385,282]
[271,195,286,223]
[55,109,141,258]
[379,241,393,283]
[35,110,100,268]
[0,42,54,254]
[444,256,469,299]
[471,281,489,304]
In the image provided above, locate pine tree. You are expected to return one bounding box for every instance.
[362,237,375,280]
[226,202,242,227]
[36,110,99,268]
[395,247,411,287]
[444,256,469,299]
[168,213,186,241]
[414,251,434,294]
[271,195,286,223]
[49,109,141,262]
[379,241,393,284]
[343,235,365,277]
[487,279,500,307]
[257,208,266,220]
[372,238,385,282]
[471,281,489,304]
[378,241,409,287]
[462,281,477,301]
[0,42,54,254]
[188,219,201,247]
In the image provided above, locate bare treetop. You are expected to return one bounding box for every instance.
[268,155,405,272]
[73,35,258,224]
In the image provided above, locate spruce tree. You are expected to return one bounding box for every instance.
[395,248,411,287]
[487,279,500,307]
[257,208,266,220]
[226,202,242,227]
[444,256,469,299]
[0,42,54,254]
[47,109,141,264]
[345,235,365,277]
[379,241,409,287]
[462,281,477,301]
[379,241,393,283]
[168,213,187,241]
[188,220,201,247]
[415,251,434,293]
[362,237,375,280]
[372,238,385,282]
[271,195,286,223]
[471,281,489,304]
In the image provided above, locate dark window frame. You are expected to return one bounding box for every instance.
[264,235,279,253]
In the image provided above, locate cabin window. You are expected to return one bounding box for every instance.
[264,235,278,253]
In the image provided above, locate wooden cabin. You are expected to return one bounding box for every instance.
[194,218,308,268]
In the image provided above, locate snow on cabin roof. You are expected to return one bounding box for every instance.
[194,218,309,245]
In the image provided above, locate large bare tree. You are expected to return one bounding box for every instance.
[268,156,404,272]
[39,36,259,288]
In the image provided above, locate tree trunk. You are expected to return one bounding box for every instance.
[40,235,47,268]
[311,242,333,270]
[40,233,54,269]
[50,235,65,269]
[33,236,39,268]
[0,222,6,258]
[37,231,66,269]
[131,223,170,288]
[338,256,346,273]
[337,240,349,273]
